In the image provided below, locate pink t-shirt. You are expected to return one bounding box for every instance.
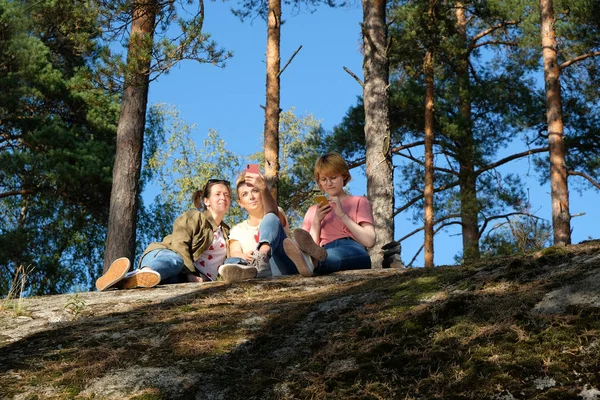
[301,195,374,246]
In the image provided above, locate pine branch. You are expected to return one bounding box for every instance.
[343,67,364,88]
[394,180,461,216]
[477,147,548,173]
[478,211,544,237]
[471,40,517,50]
[568,170,600,190]
[278,45,302,78]
[559,51,600,70]
[404,217,462,267]
[0,189,37,199]
[469,20,520,52]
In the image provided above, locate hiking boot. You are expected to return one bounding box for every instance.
[251,250,272,278]
[292,229,327,262]
[95,257,130,291]
[283,238,314,277]
[218,264,258,282]
[117,268,161,289]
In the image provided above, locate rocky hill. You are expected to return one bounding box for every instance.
[1,241,600,399]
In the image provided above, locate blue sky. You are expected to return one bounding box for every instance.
[145,2,599,266]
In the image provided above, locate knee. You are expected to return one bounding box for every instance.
[261,212,279,225]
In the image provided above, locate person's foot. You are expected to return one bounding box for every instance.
[95,257,130,291]
[185,273,206,282]
[117,268,161,289]
[251,251,272,278]
[218,264,258,282]
[283,238,314,277]
[292,229,327,262]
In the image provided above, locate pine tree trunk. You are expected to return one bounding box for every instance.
[455,3,480,263]
[103,1,157,272]
[362,0,394,268]
[423,48,435,268]
[540,0,571,245]
[264,0,281,199]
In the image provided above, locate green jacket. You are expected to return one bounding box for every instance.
[140,209,230,273]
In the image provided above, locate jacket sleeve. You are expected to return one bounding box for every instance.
[169,211,202,273]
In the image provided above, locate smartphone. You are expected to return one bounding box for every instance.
[315,195,328,207]
[246,163,259,174]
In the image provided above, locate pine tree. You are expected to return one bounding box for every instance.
[332,0,550,265]
[101,0,231,272]
[361,0,395,267]
[537,0,600,246]
[0,0,119,294]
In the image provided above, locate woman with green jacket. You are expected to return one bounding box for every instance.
[95,179,232,291]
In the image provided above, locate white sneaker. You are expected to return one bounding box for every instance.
[218,264,258,282]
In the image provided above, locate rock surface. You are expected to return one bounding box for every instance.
[2,241,600,399]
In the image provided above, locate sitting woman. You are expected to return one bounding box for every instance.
[218,168,302,280]
[283,152,376,276]
[96,178,233,290]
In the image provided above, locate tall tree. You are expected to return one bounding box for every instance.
[537,0,600,245]
[453,1,479,262]
[423,46,435,267]
[0,0,119,295]
[333,0,552,265]
[361,0,395,267]
[539,0,570,246]
[264,0,282,198]
[103,0,158,271]
[102,0,231,272]
[423,0,438,267]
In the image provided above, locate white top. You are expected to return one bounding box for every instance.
[229,220,260,254]
[193,226,227,281]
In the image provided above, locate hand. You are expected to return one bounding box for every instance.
[313,202,332,225]
[245,171,267,191]
[243,250,254,263]
[329,196,345,218]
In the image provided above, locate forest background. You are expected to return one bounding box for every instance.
[1,0,599,296]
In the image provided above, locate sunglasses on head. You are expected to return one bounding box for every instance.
[206,179,230,186]
[203,179,231,197]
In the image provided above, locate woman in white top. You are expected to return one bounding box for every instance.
[220,169,301,278]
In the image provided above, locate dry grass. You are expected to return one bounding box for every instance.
[1,265,34,316]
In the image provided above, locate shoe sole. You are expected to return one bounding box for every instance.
[283,239,313,277]
[96,257,130,291]
[119,270,161,289]
[292,229,327,261]
[218,264,258,282]
[256,269,273,278]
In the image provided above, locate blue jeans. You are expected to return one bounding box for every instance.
[316,237,371,275]
[139,249,185,284]
[224,212,298,275]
